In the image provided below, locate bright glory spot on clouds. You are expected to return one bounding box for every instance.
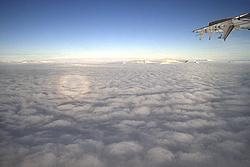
[58,75,90,98]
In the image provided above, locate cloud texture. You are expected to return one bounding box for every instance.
[0,63,250,167]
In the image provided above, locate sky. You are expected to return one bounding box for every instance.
[0,0,250,61]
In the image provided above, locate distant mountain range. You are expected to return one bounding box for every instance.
[0,58,233,65]
[113,58,211,65]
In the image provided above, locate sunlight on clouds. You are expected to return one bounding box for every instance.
[58,75,90,99]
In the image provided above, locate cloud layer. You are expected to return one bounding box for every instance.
[0,63,250,167]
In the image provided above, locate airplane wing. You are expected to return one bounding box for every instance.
[193,13,250,41]
[193,18,234,41]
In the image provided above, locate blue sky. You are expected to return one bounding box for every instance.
[0,0,249,61]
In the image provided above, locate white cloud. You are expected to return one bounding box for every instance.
[21,152,57,167]
[44,120,72,128]
[107,141,143,156]
[178,152,210,162]
[134,106,151,115]
[66,155,104,167]
[1,63,250,167]
[146,147,174,164]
